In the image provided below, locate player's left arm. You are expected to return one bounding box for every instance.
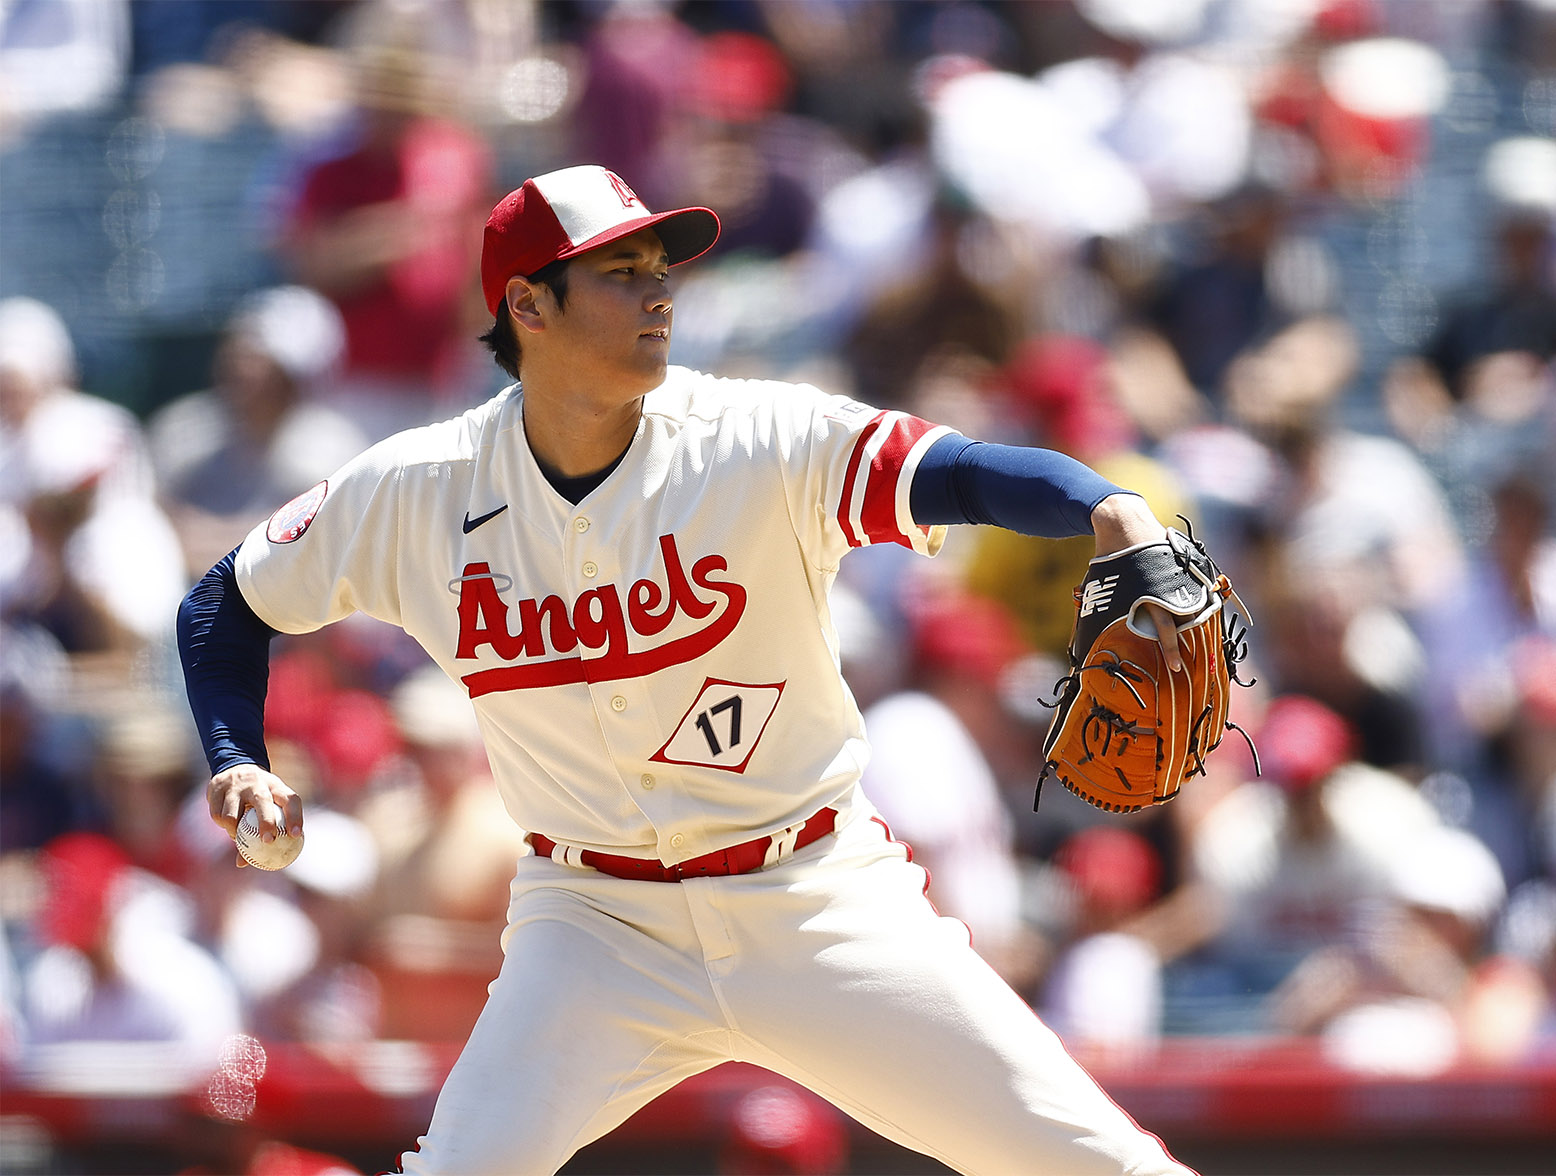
[908,435,1182,669]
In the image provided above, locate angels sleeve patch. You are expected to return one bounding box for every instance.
[266,480,328,543]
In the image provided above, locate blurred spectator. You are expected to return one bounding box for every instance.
[1415,474,1556,880]
[926,0,1253,257]
[258,632,408,810]
[796,140,940,360]
[1229,315,1462,613]
[1040,826,1165,1056]
[1202,315,1463,768]
[278,43,493,441]
[1384,138,1556,526]
[1142,183,1293,401]
[656,29,812,260]
[19,832,242,1080]
[758,0,915,158]
[89,705,206,885]
[150,285,366,576]
[676,121,815,262]
[1179,695,1440,1032]
[352,664,523,1039]
[1404,349,1556,538]
[571,3,699,204]
[1248,8,1464,198]
[927,61,1150,248]
[997,334,1136,459]
[0,296,143,464]
[843,200,1020,409]
[859,592,1035,986]
[1048,6,1253,212]
[185,833,321,1024]
[1421,157,1556,406]
[0,297,184,654]
[1278,825,1529,1075]
[251,808,382,1045]
[356,665,523,928]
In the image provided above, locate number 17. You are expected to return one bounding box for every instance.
[693,695,743,756]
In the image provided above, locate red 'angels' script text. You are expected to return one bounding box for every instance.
[455,534,745,697]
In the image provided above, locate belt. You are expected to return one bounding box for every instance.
[528,807,838,882]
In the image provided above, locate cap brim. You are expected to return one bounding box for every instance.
[559,207,721,269]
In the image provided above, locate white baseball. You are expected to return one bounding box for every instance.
[235,808,303,871]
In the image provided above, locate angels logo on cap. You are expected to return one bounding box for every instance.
[267,480,327,544]
[604,171,643,209]
[480,165,721,315]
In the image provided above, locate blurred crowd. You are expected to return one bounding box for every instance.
[2,0,1556,1170]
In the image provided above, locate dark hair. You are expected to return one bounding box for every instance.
[479,257,571,380]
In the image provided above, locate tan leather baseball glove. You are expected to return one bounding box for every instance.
[1036,525,1254,813]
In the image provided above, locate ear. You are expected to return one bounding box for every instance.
[505,276,548,335]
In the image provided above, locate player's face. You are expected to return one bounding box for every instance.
[547,228,673,395]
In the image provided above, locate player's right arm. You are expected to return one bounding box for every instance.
[177,546,301,855]
[179,438,408,854]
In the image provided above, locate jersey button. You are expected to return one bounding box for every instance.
[640,773,655,790]
[574,517,590,533]
[670,833,686,850]
[611,695,627,712]
[582,561,598,578]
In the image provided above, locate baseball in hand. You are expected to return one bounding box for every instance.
[235,809,303,871]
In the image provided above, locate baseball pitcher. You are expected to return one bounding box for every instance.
[179,165,1206,1175]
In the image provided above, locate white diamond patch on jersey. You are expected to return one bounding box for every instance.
[1078,573,1119,617]
[651,678,785,773]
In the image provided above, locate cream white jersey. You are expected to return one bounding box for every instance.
[236,367,955,862]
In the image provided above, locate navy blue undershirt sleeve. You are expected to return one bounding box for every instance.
[908,434,1134,538]
[176,546,278,776]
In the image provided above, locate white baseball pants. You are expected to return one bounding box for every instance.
[397,799,1194,1176]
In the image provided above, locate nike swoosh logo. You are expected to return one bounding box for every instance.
[462,504,509,534]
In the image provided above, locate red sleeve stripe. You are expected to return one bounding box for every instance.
[835,411,886,549]
[838,412,949,550]
[892,423,957,552]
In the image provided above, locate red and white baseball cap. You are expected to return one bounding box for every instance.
[481,165,720,315]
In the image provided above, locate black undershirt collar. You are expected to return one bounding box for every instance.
[538,448,629,505]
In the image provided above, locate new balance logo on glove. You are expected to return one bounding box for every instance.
[1078,574,1119,617]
